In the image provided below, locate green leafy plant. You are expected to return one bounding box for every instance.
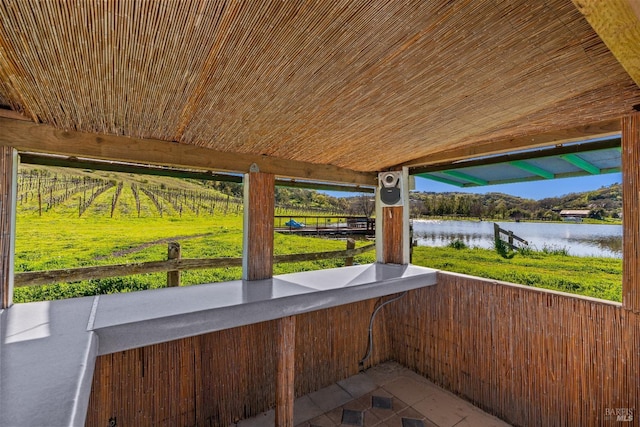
[448,239,468,250]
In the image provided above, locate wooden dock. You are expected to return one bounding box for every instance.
[274,215,375,237]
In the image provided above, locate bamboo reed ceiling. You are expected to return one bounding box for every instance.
[1,1,640,173]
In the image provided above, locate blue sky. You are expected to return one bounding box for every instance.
[414,172,622,200]
[323,172,622,200]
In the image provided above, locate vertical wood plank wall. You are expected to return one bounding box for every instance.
[243,171,275,280]
[622,112,640,313]
[382,206,403,264]
[388,272,640,427]
[85,298,393,427]
[275,316,296,427]
[86,274,639,426]
[0,146,16,308]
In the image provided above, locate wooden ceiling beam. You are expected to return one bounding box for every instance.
[0,118,376,187]
[0,108,31,122]
[572,0,640,88]
[401,119,621,169]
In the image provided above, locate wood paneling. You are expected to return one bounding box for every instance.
[0,146,16,308]
[573,0,640,88]
[405,119,622,168]
[243,171,275,281]
[276,316,296,427]
[2,2,640,172]
[382,206,403,264]
[622,112,640,313]
[85,298,393,427]
[85,272,640,426]
[388,272,640,426]
[0,118,375,186]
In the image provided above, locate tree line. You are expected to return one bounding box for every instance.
[408,183,622,220]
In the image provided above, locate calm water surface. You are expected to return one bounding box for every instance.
[412,220,623,258]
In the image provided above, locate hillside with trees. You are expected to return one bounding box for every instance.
[17,164,622,221]
[408,183,622,221]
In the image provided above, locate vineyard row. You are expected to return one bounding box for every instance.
[17,176,345,217]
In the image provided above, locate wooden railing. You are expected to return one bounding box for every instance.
[493,223,528,249]
[14,241,376,287]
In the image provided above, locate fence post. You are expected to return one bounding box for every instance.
[508,231,514,249]
[167,242,181,287]
[345,238,356,266]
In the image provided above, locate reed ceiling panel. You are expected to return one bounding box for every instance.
[1,0,639,172]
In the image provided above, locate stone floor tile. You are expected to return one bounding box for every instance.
[294,395,326,425]
[338,372,378,398]
[400,418,426,427]
[342,408,364,426]
[379,409,431,427]
[382,377,435,406]
[412,394,465,427]
[296,413,339,427]
[236,408,274,427]
[312,414,341,427]
[372,395,393,409]
[363,362,406,387]
[343,395,371,412]
[452,411,512,427]
[325,406,345,425]
[397,407,426,421]
[235,362,512,427]
[309,383,354,412]
[361,410,383,427]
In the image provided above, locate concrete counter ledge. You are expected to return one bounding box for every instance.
[0,263,437,427]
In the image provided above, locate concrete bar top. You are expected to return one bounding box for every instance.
[0,263,437,427]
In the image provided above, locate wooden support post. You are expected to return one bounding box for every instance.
[382,206,404,264]
[167,242,181,287]
[275,316,296,427]
[622,112,640,313]
[376,168,411,265]
[242,170,275,280]
[0,147,17,308]
[345,238,356,266]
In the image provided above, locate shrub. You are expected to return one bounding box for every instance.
[494,236,516,259]
[448,239,467,250]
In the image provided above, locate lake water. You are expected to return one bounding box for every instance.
[412,220,623,258]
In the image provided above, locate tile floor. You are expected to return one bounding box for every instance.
[233,361,511,427]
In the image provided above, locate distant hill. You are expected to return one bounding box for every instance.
[407,183,622,220]
[17,164,622,220]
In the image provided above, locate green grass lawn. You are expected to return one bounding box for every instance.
[411,246,622,302]
[14,212,377,302]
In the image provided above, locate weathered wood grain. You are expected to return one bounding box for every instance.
[0,146,16,308]
[622,112,640,313]
[382,206,403,264]
[14,244,376,287]
[243,171,275,280]
[388,272,640,426]
[85,298,390,427]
